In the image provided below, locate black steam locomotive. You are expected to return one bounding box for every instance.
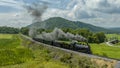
[33,38,92,54]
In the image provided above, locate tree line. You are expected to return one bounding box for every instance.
[21,27,106,44]
[0,26,106,43]
[62,28,106,43]
[0,26,19,34]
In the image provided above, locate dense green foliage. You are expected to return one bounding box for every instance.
[90,43,120,59]
[63,28,106,43]
[21,27,106,43]
[20,27,29,35]
[0,34,33,66]
[0,26,19,34]
[28,17,113,33]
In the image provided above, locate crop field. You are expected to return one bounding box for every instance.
[90,43,120,59]
[106,34,120,40]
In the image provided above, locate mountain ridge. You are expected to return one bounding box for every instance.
[28,17,118,33]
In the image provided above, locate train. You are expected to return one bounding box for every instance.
[33,38,92,54]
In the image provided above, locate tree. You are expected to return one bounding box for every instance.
[94,32,106,43]
[20,27,29,35]
[75,28,93,38]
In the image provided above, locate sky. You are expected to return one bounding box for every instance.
[0,0,120,28]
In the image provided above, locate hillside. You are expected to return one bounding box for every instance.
[28,17,113,32]
[109,28,120,32]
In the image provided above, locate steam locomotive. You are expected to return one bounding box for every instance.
[33,38,92,54]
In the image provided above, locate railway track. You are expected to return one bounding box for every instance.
[21,34,120,68]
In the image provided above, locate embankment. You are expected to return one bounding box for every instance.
[21,34,118,68]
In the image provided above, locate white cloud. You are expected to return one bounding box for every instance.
[0,0,24,10]
[42,0,120,27]
[0,12,32,28]
[1,0,120,28]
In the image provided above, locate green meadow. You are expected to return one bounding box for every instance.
[0,34,33,66]
[0,34,71,68]
[106,34,120,46]
[90,43,120,59]
[89,34,120,59]
[0,34,118,68]
[106,34,120,40]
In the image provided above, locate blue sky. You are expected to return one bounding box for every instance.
[0,0,120,28]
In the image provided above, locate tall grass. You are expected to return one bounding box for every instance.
[0,34,34,66]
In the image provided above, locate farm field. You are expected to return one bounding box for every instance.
[90,43,120,59]
[106,34,120,40]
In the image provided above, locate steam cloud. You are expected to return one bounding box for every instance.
[25,2,86,42]
[36,28,87,42]
[25,3,47,22]
[25,3,48,37]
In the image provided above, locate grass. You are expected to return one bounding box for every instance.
[0,34,116,68]
[106,34,120,46]
[0,34,33,66]
[114,42,120,46]
[106,34,120,40]
[0,34,13,39]
[90,43,120,59]
[0,34,70,68]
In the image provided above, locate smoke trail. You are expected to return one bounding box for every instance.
[24,2,48,37]
[25,3,48,22]
[36,28,87,42]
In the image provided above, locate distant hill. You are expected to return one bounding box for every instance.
[109,28,120,33]
[28,17,116,33]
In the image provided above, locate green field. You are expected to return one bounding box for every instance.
[106,34,120,46]
[0,34,33,66]
[106,34,120,40]
[0,34,70,68]
[0,34,13,39]
[0,34,117,68]
[90,43,120,59]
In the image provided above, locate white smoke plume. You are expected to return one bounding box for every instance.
[25,3,48,22]
[24,2,48,37]
[36,28,87,42]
